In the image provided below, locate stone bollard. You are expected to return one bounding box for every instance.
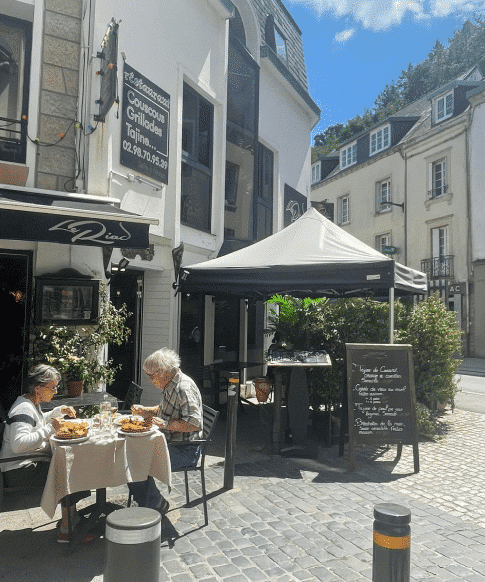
[373,503,411,582]
[104,507,161,582]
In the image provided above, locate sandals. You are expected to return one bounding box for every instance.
[156,498,170,515]
[56,523,96,544]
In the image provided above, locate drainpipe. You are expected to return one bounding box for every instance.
[465,108,473,355]
[404,153,408,266]
[398,147,408,266]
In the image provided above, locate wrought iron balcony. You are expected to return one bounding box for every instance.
[0,116,27,163]
[427,184,448,199]
[421,255,454,279]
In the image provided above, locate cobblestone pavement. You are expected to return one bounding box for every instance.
[2,406,485,582]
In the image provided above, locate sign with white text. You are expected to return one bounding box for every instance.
[346,343,419,472]
[121,64,170,184]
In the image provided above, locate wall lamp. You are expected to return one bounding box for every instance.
[127,173,162,191]
[383,201,405,212]
[107,258,130,280]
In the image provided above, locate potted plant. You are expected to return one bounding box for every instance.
[30,284,131,396]
[62,355,88,397]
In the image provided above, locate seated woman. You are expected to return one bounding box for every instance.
[0,364,92,543]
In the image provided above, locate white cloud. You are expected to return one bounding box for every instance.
[430,0,484,16]
[288,0,485,31]
[334,28,356,43]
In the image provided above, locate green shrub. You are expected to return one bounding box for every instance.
[267,293,462,421]
[395,293,462,409]
[415,403,443,440]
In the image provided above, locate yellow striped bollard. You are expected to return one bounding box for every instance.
[373,503,411,582]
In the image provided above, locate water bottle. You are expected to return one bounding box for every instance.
[100,393,112,433]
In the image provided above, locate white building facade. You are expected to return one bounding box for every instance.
[0,0,319,408]
[311,70,485,357]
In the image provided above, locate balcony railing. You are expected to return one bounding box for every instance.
[427,184,448,199]
[421,255,454,279]
[0,116,27,163]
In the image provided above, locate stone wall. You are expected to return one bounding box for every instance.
[36,0,82,192]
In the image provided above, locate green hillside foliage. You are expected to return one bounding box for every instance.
[312,16,485,162]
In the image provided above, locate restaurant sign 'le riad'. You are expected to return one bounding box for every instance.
[120,63,170,185]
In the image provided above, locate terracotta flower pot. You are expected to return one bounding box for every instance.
[67,380,84,398]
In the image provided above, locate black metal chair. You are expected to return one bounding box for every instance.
[119,382,143,411]
[171,404,219,525]
[128,404,219,526]
[0,402,51,510]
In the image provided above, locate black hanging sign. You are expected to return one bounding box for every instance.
[346,343,419,473]
[284,184,307,227]
[121,63,170,184]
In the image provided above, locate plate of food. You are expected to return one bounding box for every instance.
[53,419,90,443]
[112,413,139,426]
[52,435,89,444]
[117,416,155,436]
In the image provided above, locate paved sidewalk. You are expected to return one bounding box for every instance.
[2,403,485,581]
[458,357,485,377]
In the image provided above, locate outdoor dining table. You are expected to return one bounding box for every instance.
[40,421,171,542]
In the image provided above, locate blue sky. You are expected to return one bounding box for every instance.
[284,0,485,143]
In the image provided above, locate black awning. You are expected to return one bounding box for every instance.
[0,186,158,248]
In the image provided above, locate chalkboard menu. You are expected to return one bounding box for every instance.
[121,64,170,184]
[346,343,419,472]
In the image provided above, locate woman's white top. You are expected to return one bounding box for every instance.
[0,395,64,472]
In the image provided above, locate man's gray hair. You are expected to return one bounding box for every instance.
[24,364,61,395]
[143,348,181,374]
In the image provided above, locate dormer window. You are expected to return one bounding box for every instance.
[311,162,321,184]
[274,27,287,64]
[370,125,390,155]
[434,90,454,123]
[340,142,357,169]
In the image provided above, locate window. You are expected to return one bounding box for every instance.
[311,162,321,184]
[181,83,213,232]
[377,179,391,212]
[338,195,349,225]
[376,233,391,254]
[225,30,259,244]
[0,15,32,163]
[431,225,450,277]
[340,142,357,169]
[434,90,453,123]
[429,158,447,199]
[274,27,287,64]
[370,125,390,155]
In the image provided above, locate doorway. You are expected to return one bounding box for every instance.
[108,270,144,401]
[179,293,205,387]
[0,251,33,412]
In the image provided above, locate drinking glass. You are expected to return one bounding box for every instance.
[92,414,102,436]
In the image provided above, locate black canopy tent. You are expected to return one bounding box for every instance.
[179,207,427,308]
[180,208,428,459]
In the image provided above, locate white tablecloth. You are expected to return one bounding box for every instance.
[41,430,171,518]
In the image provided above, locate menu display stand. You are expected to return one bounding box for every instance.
[267,352,332,456]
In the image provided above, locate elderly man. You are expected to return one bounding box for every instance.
[128,347,203,513]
